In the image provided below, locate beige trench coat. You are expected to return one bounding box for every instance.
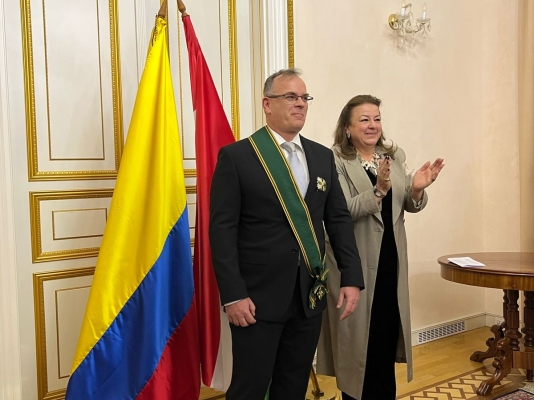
[316,145,428,399]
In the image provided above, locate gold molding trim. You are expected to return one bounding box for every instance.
[30,189,114,263]
[287,0,294,68]
[21,0,124,181]
[228,0,240,140]
[186,185,195,248]
[109,0,125,171]
[185,185,196,194]
[33,267,95,400]
[176,7,188,164]
[31,186,195,262]
[184,168,196,178]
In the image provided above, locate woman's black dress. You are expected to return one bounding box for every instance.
[342,169,401,400]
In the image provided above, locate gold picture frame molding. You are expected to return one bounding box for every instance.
[228,0,240,141]
[33,267,95,400]
[30,186,196,263]
[29,189,114,263]
[21,0,124,181]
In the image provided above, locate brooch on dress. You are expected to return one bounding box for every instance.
[316,177,327,192]
[359,151,381,176]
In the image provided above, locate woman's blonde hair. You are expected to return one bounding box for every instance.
[333,95,396,160]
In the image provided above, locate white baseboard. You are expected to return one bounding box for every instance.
[485,312,506,327]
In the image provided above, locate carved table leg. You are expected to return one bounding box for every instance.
[470,324,504,362]
[476,337,512,396]
[476,290,519,396]
[507,290,522,351]
[502,289,509,332]
[470,290,507,362]
[523,291,534,380]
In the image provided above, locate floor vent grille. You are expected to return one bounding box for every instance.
[418,321,465,344]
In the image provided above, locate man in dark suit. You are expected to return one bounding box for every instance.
[209,69,364,400]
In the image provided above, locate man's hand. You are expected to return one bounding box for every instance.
[225,297,257,327]
[337,286,361,320]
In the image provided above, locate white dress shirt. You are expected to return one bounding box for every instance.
[269,128,310,185]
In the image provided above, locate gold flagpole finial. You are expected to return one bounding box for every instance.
[158,0,168,18]
[177,0,189,17]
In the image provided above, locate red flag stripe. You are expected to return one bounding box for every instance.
[182,15,236,387]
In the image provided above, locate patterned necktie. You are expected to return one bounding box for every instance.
[281,142,308,197]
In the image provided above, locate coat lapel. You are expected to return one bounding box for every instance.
[345,157,383,226]
[345,157,374,195]
[391,157,405,225]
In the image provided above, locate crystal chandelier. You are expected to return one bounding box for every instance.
[388,2,431,46]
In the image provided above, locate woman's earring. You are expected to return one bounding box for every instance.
[345,130,350,139]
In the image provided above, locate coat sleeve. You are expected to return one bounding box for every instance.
[323,151,365,289]
[397,147,429,213]
[333,148,381,221]
[209,146,249,305]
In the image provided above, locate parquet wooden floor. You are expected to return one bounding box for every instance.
[199,327,529,400]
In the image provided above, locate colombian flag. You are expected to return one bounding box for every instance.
[65,16,201,400]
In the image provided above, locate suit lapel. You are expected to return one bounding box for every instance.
[300,137,317,202]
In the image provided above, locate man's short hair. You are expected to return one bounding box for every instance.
[263,68,302,96]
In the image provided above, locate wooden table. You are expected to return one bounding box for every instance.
[438,252,534,396]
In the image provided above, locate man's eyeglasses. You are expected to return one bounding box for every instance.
[266,93,314,104]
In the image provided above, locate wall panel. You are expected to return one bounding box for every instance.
[21,0,123,180]
[33,268,95,400]
[30,190,113,262]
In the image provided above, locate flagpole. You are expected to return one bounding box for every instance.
[177,0,189,17]
[158,0,167,18]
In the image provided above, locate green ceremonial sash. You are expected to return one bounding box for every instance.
[249,126,328,309]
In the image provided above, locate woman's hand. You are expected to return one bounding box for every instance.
[411,158,445,199]
[375,156,392,195]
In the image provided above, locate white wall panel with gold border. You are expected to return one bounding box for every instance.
[33,267,95,400]
[29,187,198,263]
[29,190,114,263]
[20,0,136,181]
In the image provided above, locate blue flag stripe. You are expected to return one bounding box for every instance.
[66,212,193,399]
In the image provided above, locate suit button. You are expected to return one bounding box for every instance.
[292,249,298,254]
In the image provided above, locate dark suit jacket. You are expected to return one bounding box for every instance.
[209,135,364,321]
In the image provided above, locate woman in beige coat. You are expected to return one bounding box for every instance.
[317,95,444,400]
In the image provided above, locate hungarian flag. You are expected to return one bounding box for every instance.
[182,14,235,389]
